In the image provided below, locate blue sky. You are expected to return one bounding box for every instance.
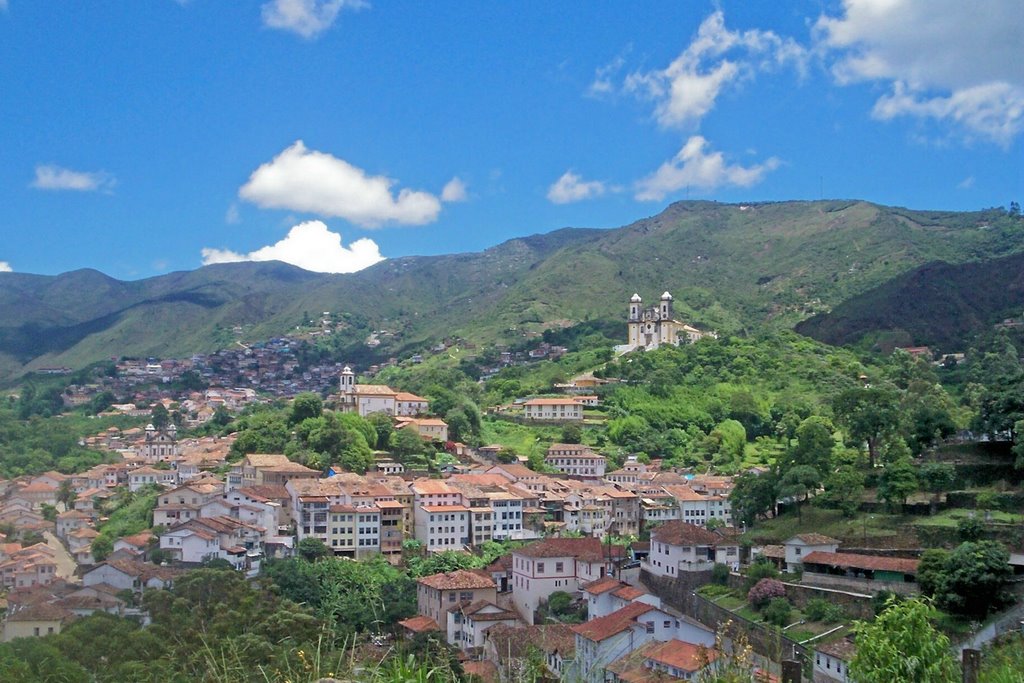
[1,0,1021,279]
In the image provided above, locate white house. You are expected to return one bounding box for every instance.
[416,570,496,628]
[448,600,520,652]
[510,537,621,623]
[814,639,855,682]
[544,443,606,478]
[784,534,840,573]
[522,398,583,422]
[645,521,740,578]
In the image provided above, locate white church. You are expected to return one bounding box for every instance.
[615,291,715,354]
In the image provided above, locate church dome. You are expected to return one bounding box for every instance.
[630,293,642,303]
[661,291,673,300]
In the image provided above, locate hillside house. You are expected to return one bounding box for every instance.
[523,398,583,421]
[571,601,716,683]
[510,537,624,623]
[784,534,840,572]
[416,570,496,627]
[645,521,741,577]
[801,551,919,595]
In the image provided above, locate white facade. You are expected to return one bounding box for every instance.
[523,399,583,421]
[415,505,470,551]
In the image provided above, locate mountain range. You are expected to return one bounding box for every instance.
[2,200,1022,382]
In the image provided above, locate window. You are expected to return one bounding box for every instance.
[448,592,456,602]
[795,547,802,555]
[555,562,564,573]
[645,622,654,634]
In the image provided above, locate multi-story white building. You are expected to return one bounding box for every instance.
[544,443,606,478]
[510,537,621,623]
[416,570,496,628]
[522,398,583,421]
[662,485,732,527]
[644,521,740,577]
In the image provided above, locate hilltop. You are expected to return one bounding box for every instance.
[1,200,1021,381]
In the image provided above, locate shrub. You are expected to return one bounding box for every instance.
[711,563,731,586]
[956,516,984,542]
[748,578,786,608]
[804,598,847,623]
[744,560,779,590]
[762,597,792,627]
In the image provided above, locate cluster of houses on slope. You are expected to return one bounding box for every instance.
[400,535,757,683]
[397,526,925,682]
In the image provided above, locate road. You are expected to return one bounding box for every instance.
[44,531,79,583]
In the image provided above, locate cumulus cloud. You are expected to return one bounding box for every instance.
[624,11,807,128]
[441,177,468,202]
[239,140,442,227]
[635,136,780,201]
[261,0,366,39]
[31,165,115,192]
[201,220,384,273]
[0,261,12,273]
[547,171,608,204]
[815,0,1024,145]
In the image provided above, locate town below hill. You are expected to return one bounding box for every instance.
[0,281,1022,681]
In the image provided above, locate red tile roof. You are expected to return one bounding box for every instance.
[398,615,440,633]
[514,537,624,562]
[571,601,656,642]
[581,576,623,595]
[650,521,731,547]
[802,551,919,574]
[646,639,720,672]
[417,569,495,591]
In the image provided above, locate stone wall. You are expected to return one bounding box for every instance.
[725,574,874,620]
[641,569,811,670]
[801,572,918,596]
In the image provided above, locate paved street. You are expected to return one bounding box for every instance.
[44,531,79,582]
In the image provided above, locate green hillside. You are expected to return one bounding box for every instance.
[1,200,1021,380]
[796,251,1024,352]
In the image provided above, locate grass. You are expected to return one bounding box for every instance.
[743,507,905,545]
[914,507,1024,527]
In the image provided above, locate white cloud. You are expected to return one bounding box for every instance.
[201,220,384,273]
[624,11,807,128]
[238,140,442,227]
[0,261,12,273]
[815,0,1024,145]
[31,165,115,192]
[225,203,241,224]
[635,136,780,201]
[587,46,631,97]
[957,176,975,190]
[547,171,608,204]
[441,177,468,202]
[261,0,366,39]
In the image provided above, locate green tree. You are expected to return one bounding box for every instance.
[816,465,865,517]
[150,403,170,430]
[289,393,323,425]
[729,471,778,525]
[782,416,834,477]
[833,387,900,468]
[561,422,582,444]
[849,597,958,683]
[915,548,950,598]
[91,535,113,562]
[778,465,820,519]
[368,411,395,450]
[919,462,956,514]
[936,541,1012,617]
[391,425,424,458]
[297,537,331,562]
[877,456,917,510]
